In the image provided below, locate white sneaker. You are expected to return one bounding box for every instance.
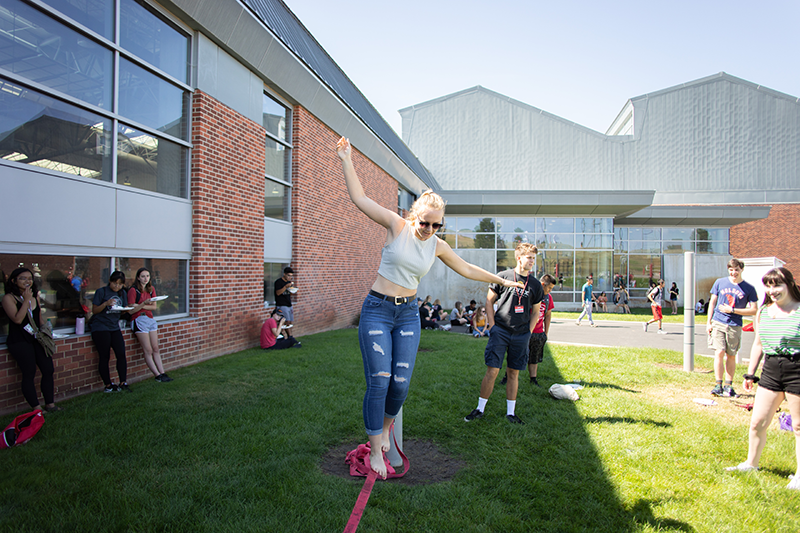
[642,323,648,332]
[575,320,580,326]
[724,462,758,472]
[657,329,666,335]
[788,475,800,490]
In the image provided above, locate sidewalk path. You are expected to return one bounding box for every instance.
[548,317,756,361]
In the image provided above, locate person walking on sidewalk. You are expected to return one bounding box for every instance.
[708,259,758,397]
[575,277,596,327]
[643,279,667,334]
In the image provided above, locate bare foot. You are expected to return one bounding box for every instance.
[369,450,387,479]
[381,428,391,452]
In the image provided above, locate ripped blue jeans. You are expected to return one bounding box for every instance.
[358,294,421,436]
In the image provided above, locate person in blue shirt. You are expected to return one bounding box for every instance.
[575,277,596,327]
[707,259,759,397]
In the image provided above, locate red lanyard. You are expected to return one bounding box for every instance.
[514,270,529,306]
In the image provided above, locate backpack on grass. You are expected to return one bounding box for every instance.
[1,410,44,449]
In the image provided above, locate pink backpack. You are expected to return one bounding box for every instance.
[1,410,45,449]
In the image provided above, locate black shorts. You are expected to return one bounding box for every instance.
[528,332,547,364]
[758,354,800,395]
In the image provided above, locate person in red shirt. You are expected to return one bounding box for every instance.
[261,308,299,349]
[128,268,173,382]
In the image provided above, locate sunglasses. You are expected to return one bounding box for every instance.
[418,221,444,230]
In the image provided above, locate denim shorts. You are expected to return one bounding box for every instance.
[484,325,531,371]
[132,315,158,333]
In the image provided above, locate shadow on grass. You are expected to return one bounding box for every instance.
[584,416,672,428]
[582,381,641,393]
[404,331,693,533]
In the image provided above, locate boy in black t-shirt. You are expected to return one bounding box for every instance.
[464,243,543,424]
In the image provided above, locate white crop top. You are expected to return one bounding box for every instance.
[377,221,438,290]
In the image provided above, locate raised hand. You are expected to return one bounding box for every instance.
[336,136,351,161]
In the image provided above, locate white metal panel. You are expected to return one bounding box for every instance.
[115,190,192,254]
[0,165,115,248]
[264,218,292,262]
[196,34,262,126]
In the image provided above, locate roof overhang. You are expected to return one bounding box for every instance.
[438,190,655,217]
[616,205,772,226]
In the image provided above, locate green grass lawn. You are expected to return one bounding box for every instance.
[0,328,795,532]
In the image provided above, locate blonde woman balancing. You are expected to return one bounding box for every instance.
[336,137,523,479]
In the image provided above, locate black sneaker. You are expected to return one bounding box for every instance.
[722,386,737,397]
[292,342,302,348]
[104,384,119,393]
[155,374,173,382]
[506,414,525,424]
[119,383,132,392]
[711,384,724,396]
[464,409,484,422]
[500,374,508,385]
[530,377,540,387]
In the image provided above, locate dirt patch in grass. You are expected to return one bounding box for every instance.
[320,439,466,485]
[639,369,757,425]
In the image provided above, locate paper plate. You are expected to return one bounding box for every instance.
[287,288,298,294]
[110,306,134,311]
[149,295,168,301]
[566,383,584,390]
[281,324,293,329]
[693,398,718,406]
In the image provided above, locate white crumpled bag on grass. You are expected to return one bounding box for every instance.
[549,383,580,401]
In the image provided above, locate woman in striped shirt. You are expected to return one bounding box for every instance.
[725,267,800,490]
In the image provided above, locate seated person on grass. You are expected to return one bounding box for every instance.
[261,308,300,349]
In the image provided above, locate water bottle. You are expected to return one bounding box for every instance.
[47,319,53,331]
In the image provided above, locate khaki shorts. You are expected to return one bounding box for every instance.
[709,321,742,355]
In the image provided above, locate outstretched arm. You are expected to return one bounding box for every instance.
[436,240,523,289]
[336,137,404,232]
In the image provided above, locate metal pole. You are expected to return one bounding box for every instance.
[386,407,403,467]
[684,251,695,372]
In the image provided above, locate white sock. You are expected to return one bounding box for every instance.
[506,399,516,416]
[477,397,488,412]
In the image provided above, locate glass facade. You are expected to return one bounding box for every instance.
[0,0,191,197]
[441,216,615,300]
[439,217,731,303]
[263,93,291,221]
[263,262,289,304]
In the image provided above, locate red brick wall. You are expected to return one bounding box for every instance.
[730,204,800,272]
[290,107,400,335]
[0,95,402,414]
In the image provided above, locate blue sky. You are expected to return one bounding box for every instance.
[283,0,799,135]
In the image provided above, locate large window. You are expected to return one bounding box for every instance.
[614,226,730,296]
[115,257,187,316]
[263,93,291,221]
[0,0,191,197]
[263,262,288,304]
[444,216,614,302]
[1,255,187,337]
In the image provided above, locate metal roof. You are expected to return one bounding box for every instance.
[240,0,439,189]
